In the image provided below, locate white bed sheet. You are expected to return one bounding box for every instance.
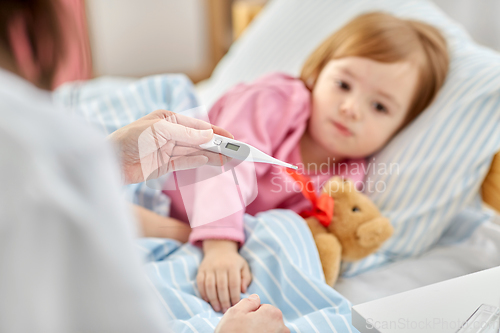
[335,215,500,305]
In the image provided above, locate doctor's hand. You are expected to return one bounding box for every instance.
[215,294,290,333]
[108,109,233,185]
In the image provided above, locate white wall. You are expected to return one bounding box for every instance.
[86,0,500,78]
[86,0,210,77]
[433,0,500,51]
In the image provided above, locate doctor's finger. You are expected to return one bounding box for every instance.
[168,155,209,173]
[170,146,229,166]
[145,109,208,130]
[164,112,234,139]
[153,120,214,146]
[156,111,234,141]
[211,124,234,140]
[146,110,234,140]
[164,111,212,130]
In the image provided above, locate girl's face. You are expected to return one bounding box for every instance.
[309,56,419,159]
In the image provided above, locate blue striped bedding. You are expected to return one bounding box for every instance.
[138,209,356,332]
[54,8,500,324]
[53,67,498,331]
[54,75,360,331]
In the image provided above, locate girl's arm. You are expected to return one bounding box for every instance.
[189,73,310,246]
[193,74,310,313]
[133,204,191,242]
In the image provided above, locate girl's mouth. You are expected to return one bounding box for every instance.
[332,120,353,137]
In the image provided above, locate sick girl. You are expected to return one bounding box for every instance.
[164,12,449,313]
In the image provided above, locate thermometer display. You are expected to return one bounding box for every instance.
[225,143,240,151]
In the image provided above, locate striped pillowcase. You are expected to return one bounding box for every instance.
[197,0,500,276]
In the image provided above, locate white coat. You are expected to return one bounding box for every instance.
[0,69,170,333]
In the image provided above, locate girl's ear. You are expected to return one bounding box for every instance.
[306,73,320,91]
[306,77,315,90]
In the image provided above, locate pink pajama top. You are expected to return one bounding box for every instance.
[163,73,366,246]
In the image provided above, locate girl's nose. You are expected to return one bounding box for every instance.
[339,100,361,121]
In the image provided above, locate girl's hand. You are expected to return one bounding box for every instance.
[197,240,252,313]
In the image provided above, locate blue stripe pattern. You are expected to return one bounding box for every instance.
[196,0,500,277]
[55,76,358,332]
[137,209,356,333]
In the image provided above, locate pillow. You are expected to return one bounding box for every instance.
[197,0,500,276]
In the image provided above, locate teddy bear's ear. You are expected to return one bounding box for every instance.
[322,176,356,197]
[356,217,394,248]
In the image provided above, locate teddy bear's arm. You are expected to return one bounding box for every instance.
[356,217,394,248]
[314,233,342,287]
[306,217,328,236]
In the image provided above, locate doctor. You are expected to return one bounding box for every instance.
[0,1,289,332]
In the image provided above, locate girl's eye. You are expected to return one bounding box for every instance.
[372,102,388,113]
[335,80,350,91]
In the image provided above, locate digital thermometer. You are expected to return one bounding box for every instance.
[199,134,298,170]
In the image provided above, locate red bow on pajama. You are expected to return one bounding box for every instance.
[285,168,334,227]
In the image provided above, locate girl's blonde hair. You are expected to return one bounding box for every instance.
[300,12,449,129]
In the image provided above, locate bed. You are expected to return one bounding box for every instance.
[53,0,500,331]
[193,0,500,302]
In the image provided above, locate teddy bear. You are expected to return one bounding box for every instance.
[304,176,394,286]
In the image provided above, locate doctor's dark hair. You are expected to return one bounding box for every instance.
[300,12,449,131]
[0,0,66,89]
